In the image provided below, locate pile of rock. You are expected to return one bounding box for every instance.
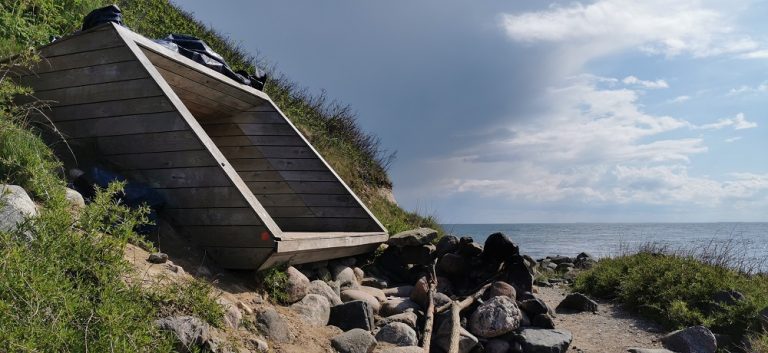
[530,253,595,287]
[283,228,581,353]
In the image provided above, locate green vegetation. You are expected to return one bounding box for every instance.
[574,246,768,345]
[258,263,290,304]
[0,0,441,349]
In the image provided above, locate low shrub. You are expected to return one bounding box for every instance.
[574,248,768,342]
[259,263,290,304]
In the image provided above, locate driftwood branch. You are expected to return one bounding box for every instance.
[447,302,461,353]
[421,264,437,352]
[445,282,492,353]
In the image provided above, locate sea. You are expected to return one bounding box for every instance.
[441,223,768,272]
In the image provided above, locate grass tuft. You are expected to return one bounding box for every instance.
[258,263,290,304]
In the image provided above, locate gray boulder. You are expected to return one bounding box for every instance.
[457,237,483,257]
[516,328,572,353]
[486,281,516,300]
[520,298,551,316]
[712,290,745,306]
[291,294,331,326]
[532,314,555,329]
[438,253,467,276]
[255,308,291,342]
[64,187,85,209]
[361,276,388,289]
[469,296,523,338]
[155,316,211,353]
[379,347,424,353]
[341,289,381,314]
[376,311,418,329]
[661,326,717,353]
[383,285,414,298]
[485,339,511,353]
[329,300,375,332]
[0,185,37,233]
[380,298,421,316]
[556,293,598,313]
[333,265,360,290]
[482,232,519,263]
[307,280,342,306]
[285,266,310,303]
[330,329,377,353]
[148,252,168,264]
[215,297,242,329]
[359,285,386,303]
[435,235,459,257]
[375,322,418,346]
[434,317,479,353]
[410,276,430,307]
[387,227,438,247]
[400,244,436,265]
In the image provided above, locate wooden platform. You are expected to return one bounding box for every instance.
[19,23,388,269]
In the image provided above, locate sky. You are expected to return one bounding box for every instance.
[177,0,768,223]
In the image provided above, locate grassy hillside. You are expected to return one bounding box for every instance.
[1,0,440,234]
[0,1,440,350]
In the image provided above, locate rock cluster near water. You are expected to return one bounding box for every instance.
[282,228,587,353]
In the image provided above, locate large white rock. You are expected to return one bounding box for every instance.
[469,296,523,338]
[0,185,37,234]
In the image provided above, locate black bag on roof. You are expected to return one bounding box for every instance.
[154,34,267,90]
[82,5,124,31]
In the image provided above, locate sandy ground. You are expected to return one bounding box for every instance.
[537,284,666,353]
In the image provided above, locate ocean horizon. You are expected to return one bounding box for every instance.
[441,222,768,271]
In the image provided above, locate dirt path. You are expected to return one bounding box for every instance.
[536,284,666,353]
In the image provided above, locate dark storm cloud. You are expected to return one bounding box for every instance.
[177,0,557,162]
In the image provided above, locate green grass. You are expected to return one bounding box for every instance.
[573,249,768,343]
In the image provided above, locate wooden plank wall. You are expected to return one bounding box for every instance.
[20,26,274,251]
[141,48,382,233]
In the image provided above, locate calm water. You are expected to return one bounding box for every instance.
[442,223,768,271]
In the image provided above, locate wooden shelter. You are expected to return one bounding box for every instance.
[19,23,388,269]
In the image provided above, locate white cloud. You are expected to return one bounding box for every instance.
[501,0,760,59]
[696,113,757,130]
[725,136,742,143]
[727,83,768,96]
[669,95,691,103]
[622,75,669,89]
[739,49,768,59]
[433,74,767,209]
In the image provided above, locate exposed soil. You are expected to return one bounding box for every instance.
[124,221,340,353]
[537,284,666,353]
